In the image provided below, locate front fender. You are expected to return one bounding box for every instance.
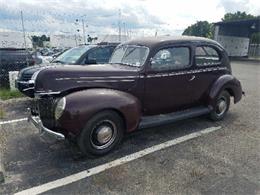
[58,88,142,136]
[208,74,243,106]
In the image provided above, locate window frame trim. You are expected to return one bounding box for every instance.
[195,44,222,67]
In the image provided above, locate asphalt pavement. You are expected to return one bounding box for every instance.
[0,60,259,195]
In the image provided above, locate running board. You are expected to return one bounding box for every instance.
[139,106,211,129]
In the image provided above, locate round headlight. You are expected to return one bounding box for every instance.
[55,97,66,120]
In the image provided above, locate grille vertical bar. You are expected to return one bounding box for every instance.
[38,98,56,129]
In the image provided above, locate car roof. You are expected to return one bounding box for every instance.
[75,43,118,49]
[123,36,223,49]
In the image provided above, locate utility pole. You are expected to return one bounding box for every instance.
[118,9,121,42]
[20,10,29,66]
[20,11,27,49]
[123,22,126,40]
[155,29,158,37]
[76,16,87,45]
[82,19,86,45]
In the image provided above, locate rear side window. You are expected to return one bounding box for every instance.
[195,46,221,66]
[151,47,190,71]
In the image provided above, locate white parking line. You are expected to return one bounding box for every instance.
[0,118,27,125]
[15,126,222,195]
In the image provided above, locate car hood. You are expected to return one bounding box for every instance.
[18,63,59,80]
[34,64,140,95]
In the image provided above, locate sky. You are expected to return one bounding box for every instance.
[0,0,259,36]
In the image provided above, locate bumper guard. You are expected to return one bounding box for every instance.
[28,113,65,140]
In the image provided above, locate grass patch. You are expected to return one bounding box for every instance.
[0,107,5,119]
[0,88,24,100]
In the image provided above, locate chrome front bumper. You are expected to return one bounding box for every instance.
[28,114,65,140]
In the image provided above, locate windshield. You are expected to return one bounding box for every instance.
[52,46,92,64]
[109,45,149,67]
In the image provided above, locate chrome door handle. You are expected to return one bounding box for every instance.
[189,75,196,81]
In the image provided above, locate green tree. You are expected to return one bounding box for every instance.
[40,35,50,42]
[221,11,257,21]
[182,21,213,38]
[31,35,50,47]
[87,35,98,43]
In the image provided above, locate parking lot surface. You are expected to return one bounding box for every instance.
[0,61,259,194]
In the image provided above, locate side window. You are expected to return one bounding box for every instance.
[87,47,112,64]
[195,46,221,66]
[151,47,190,71]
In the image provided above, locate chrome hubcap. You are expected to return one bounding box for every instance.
[216,98,227,116]
[90,120,117,150]
[96,126,113,144]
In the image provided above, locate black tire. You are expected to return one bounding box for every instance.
[78,110,124,156]
[209,90,230,121]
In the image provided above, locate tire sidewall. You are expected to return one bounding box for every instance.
[78,111,124,156]
[210,90,230,121]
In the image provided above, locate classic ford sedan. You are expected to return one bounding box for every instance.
[29,36,243,156]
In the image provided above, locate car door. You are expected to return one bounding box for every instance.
[143,45,194,115]
[190,45,223,105]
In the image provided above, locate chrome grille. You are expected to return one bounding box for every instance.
[38,98,56,128]
[21,73,33,81]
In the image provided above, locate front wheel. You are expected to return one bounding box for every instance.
[78,111,124,156]
[209,90,230,121]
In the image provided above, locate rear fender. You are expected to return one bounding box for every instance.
[208,74,242,106]
[59,88,142,136]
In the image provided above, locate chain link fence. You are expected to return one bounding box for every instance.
[248,44,260,57]
[0,49,33,89]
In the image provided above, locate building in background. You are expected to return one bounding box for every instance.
[50,34,130,48]
[0,31,133,49]
[50,34,81,48]
[98,34,130,43]
[0,31,32,48]
[214,19,260,57]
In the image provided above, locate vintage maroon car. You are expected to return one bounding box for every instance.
[28,36,243,156]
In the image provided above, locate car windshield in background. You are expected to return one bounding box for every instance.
[109,45,149,67]
[52,46,92,64]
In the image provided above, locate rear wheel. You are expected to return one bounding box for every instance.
[78,111,124,156]
[209,90,230,121]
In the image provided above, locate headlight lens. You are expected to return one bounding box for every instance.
[55,97,66,120]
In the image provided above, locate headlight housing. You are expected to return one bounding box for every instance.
[31,70,41,82]
[54,97,66,120]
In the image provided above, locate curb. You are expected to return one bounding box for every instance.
[0,156,4,183]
